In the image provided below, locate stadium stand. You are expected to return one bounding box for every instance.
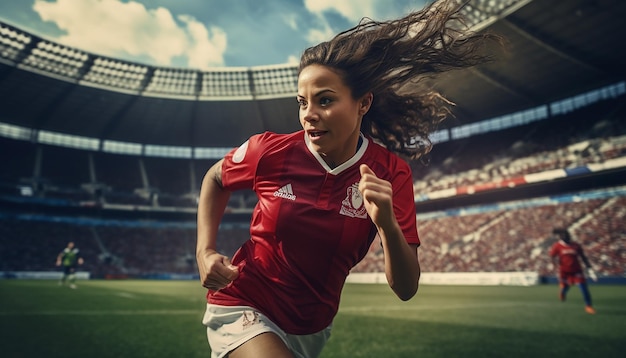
[354,193,626,278]
[1,95,625,279]
[1,0,625,282]
[413,97,626,199]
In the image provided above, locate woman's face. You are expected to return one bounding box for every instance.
[297,64,371,168]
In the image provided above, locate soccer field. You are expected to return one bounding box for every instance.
[1,280,624,358]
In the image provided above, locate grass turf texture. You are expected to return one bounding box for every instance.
[1,280,625,357]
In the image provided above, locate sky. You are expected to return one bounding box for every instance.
[0,0,429,70]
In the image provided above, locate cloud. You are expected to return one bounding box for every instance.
[305,26,335,44]
[32,0,227,69]
[302,0,392,46]
[303,0,379,23]
[286,55,299,65]
[282,13,299,32]
[179,15,226,69]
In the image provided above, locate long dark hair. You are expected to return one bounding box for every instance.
[298,0,503,160]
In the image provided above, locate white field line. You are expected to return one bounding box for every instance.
[339,301,548,313]
[0,301,550,316]
[115,292,138,299]
[0,309,200,316]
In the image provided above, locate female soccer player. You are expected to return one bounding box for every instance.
[196,1,501,356]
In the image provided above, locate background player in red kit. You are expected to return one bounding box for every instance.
[549,228,598,314]
[196,1,502,357]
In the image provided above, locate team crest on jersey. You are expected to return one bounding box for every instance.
[339,183,367,219]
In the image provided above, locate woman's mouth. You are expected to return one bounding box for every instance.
[308,130,327,138]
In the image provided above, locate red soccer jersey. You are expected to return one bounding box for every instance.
[208,130,420,334]
[549,240,584,273]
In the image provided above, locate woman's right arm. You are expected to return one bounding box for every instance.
[196,159,239,290]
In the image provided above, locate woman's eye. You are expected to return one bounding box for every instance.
[320,98,332,106]
[297,99,307,108]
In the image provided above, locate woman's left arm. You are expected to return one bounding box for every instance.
[358,164,420,301]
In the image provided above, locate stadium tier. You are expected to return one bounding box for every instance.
[1,97,625,279]
[1,0,625,281]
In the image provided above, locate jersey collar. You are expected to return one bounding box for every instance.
[304,132,369,175]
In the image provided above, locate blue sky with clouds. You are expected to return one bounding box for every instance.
[0,0,429,69]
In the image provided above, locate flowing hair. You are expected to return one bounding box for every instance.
[298,0,503,160]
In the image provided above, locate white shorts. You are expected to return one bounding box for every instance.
[202,304,332,358]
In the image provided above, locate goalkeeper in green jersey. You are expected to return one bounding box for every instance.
[56,242,84,289]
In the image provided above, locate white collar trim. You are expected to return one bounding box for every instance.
[305,132,369,175]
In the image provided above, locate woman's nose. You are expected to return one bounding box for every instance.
[301,106,318,122]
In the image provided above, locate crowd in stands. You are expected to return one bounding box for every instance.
[0,218,250,279]
[412,97,626,196]
[354,195,626,277]
[1,193,624,278]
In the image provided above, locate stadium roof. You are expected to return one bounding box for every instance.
[0,0,624,150]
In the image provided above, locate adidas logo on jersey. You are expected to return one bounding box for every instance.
[273,183,296,201]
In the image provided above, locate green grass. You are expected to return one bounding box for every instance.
[1,280,625,358]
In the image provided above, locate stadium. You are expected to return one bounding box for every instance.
[1,0,625,357]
